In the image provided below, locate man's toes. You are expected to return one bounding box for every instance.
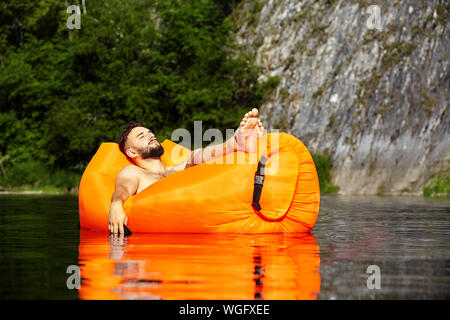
[248,108,257,117]
[240,115,249,127]
[240,108,261,129]
[257,124,264,135]
[243,117,258,129]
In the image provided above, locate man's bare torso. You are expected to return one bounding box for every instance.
[124,165,169,194]
[123,162,186,194]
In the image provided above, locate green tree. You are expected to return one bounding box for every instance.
[0,0,268,175]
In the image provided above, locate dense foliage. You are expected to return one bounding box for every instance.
[0,0,337,194]
[311,153,339,194]
[0,0,267,174]
[423,169,450,198]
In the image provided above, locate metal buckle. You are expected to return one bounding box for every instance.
[256,156,266,176]
[254,175,264,185]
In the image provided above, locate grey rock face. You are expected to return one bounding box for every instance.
[235,0,449,195]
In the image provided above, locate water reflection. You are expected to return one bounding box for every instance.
[78,230,321,300]
[315,196,450,299]
[0,194,448,299]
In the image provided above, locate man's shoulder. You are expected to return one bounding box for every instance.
[118,164,142,177]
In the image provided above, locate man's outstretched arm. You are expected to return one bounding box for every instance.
[168,108,265,173]
[167,137,237,174]
[185,137,237,169]
[108,166,139,234]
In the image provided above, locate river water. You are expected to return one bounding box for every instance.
[0,194,448,299]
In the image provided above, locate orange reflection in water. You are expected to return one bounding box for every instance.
[78,230,321,300]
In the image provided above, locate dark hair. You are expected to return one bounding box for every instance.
[117,121,146,155]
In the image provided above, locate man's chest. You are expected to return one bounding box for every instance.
[136,170,167,193]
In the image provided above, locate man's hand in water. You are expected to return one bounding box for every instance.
[108,166,138,234]
[234,108,265,153]
[108,202,128,234]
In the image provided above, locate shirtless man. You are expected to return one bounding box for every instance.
[108,108,265,234]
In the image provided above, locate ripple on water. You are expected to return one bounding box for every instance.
[0,194,449,299]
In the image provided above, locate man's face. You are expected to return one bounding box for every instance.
[126,127,164,159]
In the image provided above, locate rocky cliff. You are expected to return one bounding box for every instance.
[234,0,449,195]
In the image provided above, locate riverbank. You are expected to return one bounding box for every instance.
[0,160,81,195]
[1,156,447,198]
[0,186,78,195]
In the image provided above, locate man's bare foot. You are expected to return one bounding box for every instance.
[234,108,265,153]
[239,108,265,137]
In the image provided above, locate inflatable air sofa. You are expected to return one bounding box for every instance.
[78,133,320,233]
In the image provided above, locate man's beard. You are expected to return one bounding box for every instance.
[138,143,164,159]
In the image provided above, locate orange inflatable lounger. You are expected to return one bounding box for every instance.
[78,132,320,233]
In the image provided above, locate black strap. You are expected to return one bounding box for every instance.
[252,156,266,211]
